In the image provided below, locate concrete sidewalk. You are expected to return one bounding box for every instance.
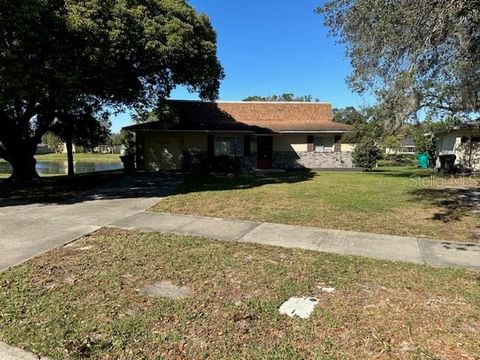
[112,212,480,271]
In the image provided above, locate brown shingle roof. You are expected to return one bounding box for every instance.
[214,101,333,123]
[124,100,353,133]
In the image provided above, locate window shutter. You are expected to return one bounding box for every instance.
[307,135,314,152]
[207,135,214,157]
[334,135,342,152]
[244,135,251,156]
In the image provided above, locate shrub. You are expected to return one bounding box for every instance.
[352,141,382,170]
[200,155,254,173]
[379,154,416,167]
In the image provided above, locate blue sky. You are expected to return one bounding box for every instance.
[111,0,373,132]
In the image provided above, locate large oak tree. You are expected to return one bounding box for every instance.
[317,0,479,127]
[0,0,223,182]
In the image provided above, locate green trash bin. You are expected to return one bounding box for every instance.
[417,153,429,169]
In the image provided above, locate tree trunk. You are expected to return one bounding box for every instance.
[65,137,75,176]
[7,147,40,183]
[0,106,54,183]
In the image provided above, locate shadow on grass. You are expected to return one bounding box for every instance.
[410,187,479,223]
[172,170,316,195]
[371,167,436,178]
[0,169,315,208]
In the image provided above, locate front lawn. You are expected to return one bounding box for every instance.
[153,167,480,242]
[0,229,478,359]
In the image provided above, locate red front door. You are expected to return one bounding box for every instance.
[257,136,273,169]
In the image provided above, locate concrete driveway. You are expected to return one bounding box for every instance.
[0,172,182,271]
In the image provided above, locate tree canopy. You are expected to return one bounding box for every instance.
[317,0,479,127]
[243,94,320,102]
[332,106,364,125]
[42,132,63,153]
[0,0,223,181]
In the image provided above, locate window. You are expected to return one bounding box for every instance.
[314,136,334,152]
[214,136,244,156]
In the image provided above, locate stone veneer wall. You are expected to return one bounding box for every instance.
[272,151,353,169]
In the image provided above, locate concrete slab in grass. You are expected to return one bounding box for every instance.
[110,212,196,232]
[279,296,319,319]
[175,217,261,241]
[143,281,191,299]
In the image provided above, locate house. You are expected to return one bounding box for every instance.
[385,136,416,155]
[123,100,355,171]
[435,121,480,172]
[93,145,125,155]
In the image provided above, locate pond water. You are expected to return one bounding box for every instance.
[0,161,123,175]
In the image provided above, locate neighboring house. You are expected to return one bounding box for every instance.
[124,100,354,170]
[94,145,125,154]
[35,143,55,155]
[435,121,480,172]
[385,137,416,155]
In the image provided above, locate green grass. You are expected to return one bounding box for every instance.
[35,153,122,162]
[0,153,121,163]
[0,229,478,359]
[153,167,480,242]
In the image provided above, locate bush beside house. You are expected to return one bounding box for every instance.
[352,141,382,170]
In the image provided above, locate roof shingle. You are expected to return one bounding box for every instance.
[124,100,353,133]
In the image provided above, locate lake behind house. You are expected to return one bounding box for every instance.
[0,154,123,176]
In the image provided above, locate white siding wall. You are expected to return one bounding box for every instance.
[144,134,184,170]
[341,143,355,152]
[437,133,459,156]
[272,135,351,153]
[437,130,480,171]
[272,135,308,152]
